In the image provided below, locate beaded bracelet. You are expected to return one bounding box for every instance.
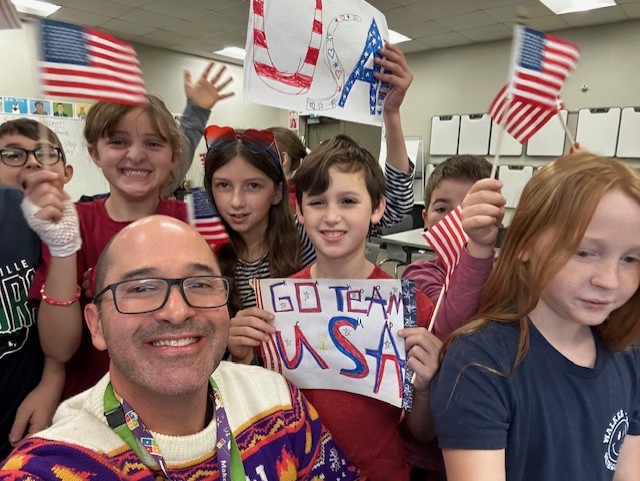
[40,284,81,306]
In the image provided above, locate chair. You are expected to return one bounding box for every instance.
[365,242,381,264]
[378,214,414,278]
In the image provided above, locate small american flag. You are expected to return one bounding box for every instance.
[39,19,147,105]
[423,206,468,290]
[186,188,229,252]
[489,85,565,143]
[0,0,20,30]
[509,26,579,108]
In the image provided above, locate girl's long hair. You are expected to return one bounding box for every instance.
[204,140,301,313]
[444,152,640,369]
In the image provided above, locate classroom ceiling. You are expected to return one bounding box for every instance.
[46,0,640,61]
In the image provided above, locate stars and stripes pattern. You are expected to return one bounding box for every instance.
[489,25,578,144]
[423,206,468,290]
[39,19,147,105]
[489,85,566,143]
[510,25,579,109]
[186,188,230,253]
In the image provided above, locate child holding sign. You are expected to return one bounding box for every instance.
[230,135,440,481]
[431,153,640,480]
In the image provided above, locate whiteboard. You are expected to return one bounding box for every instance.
[0,113,109,200]
[498,165,534,208]
[489,120,523,156]
[458,114,491,155]
[429,115,459,156]
[576,107,621,157]
[616,107,640,159]
[526,110,568,157]
[379,136,423,177]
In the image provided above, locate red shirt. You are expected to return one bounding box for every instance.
[30,197,188,399]
[289,264,434,481]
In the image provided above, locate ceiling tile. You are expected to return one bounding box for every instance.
[137,29,194,46]
[561,6,628,27]
[108,0,154,7]
[141,0,210,21]
[484,0,551,22]
[526,14,570,31]
[395,20,452,38]
[461,23,513,41]
[49,7,112,27]
[407,0,477,19]
[466,0,516,8]
[100,18,157,36]
[63,0,135,17]
[621,3,640,16]
[386,7,429,26]
[436,11,499,29]
[367,0,401,13]
[421,31,472,48]
[163,20,219,39]
[188,9,244,29]
[119,9,177,28]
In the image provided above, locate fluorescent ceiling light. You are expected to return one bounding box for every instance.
[389,29,412,44]
[539,0,616,14]
[214,46,246,61]
[11,0,60,17]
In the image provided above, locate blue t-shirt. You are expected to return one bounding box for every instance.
[431,320,640,481]
[0,186,42,459]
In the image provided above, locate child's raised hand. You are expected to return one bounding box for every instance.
[21,170,81,258]
[228,306,276,364]
[374,41,413,114]
[183,61,234,110]
[461,178,505,259]
[399,327,442,392]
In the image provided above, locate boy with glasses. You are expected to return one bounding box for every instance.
[0,118,73,458]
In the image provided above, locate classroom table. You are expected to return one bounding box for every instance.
[380,228,432,263]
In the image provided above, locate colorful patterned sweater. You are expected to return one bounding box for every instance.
[0,362,366,481]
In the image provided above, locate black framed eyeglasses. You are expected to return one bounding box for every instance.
[93,276,232,314]
[0,147,64,167]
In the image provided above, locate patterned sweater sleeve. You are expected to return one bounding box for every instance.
[286,382,368,480]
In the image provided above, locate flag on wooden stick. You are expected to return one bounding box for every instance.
[39,19,147,105]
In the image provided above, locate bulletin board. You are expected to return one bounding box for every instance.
[526,110,568,157]
[458,114,491,155]
[616,107,640,159]
[0,113,109,200]
[429,115,459,156]
[489,120,523,156]
[498,165,534,208]
[576,107,621,157]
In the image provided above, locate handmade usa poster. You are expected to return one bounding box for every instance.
[254,278,417,408]
[244,0,390,126]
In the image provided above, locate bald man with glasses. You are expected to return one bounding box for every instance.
[0,215,366,481]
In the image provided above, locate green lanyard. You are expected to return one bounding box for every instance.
[104,378,245,481]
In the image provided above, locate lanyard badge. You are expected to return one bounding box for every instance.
[104,378,245,481]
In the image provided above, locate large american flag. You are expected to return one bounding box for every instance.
[423,206,468,290]
[39,19,147,105]
[186,188,230,253]
[489,26,578,144]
